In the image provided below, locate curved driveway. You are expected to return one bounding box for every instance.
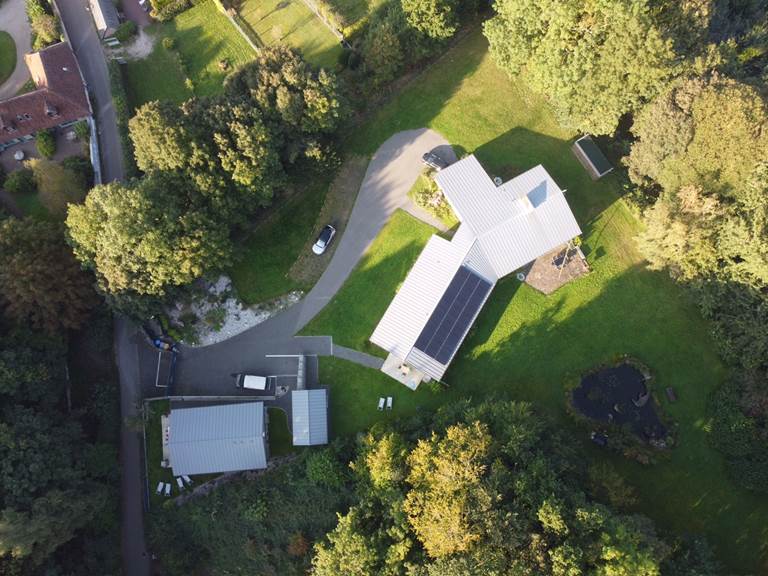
[175,128,456,393]
[0,0,32,100]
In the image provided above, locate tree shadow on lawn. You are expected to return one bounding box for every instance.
[345,27,488,155]
[443,263,768,573]
[169,23,231,90]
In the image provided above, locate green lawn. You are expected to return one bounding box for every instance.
[305,27,768,573]
[324,0,388,35]
[302,210,436,355]
[124,1,256,107]
[229,174,328,304]
[239,0,342,69]
[267,407,295,456]
[0,31,16,85]
[124,38,191,108]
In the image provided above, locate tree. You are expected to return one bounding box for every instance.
[312,510,379,576]
[35,129,56,159]
[404,422,496,558]
[401,0,459,40]
[28,158,88,217]
[484,0,678,134]
[361,6,407,87]
[628,76,768,197]
[0,219,94,334]
[3,168,36,196]
[66,172,232,297]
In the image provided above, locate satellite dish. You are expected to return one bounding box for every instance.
[516,272,526,282]
[493,176,503,186]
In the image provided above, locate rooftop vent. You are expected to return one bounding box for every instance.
[493,176,502,186]
[45,101,59,118]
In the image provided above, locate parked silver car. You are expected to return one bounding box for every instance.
[312,224,336,255]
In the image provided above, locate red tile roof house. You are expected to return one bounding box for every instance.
[0,42,91,153]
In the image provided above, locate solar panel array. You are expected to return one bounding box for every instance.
[414,266,492,364]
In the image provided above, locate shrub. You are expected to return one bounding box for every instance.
[4,168,36,195]
[74,119,90,142]
[162,36,176,50]
[62,155,95,189]
[36,129,56,158]
[114,20,138,43]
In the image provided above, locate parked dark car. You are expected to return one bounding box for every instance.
[312,224,336,255]
[422,151,449,171]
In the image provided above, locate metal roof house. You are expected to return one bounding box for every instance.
[291,389,329,446]
[168,402,268,475]
[371,155,581,388]
[88,0,120,39]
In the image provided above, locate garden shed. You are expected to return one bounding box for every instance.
[572,135,613,179]
[291,389,328,446]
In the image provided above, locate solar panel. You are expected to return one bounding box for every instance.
[414,266,492,365]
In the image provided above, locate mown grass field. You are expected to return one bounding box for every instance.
[239,0,342,69]
[0,31,16,85]
[124,1,256,108]
[303,27,768,573]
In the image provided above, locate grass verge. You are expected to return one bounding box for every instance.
[304,27,768,572]
[229,172,329,304]
[268,407,294,456]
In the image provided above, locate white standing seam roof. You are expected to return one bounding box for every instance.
[370,235,471,360]
[291,389,329,446]
[371,155,582,383]
[168,403,267,475]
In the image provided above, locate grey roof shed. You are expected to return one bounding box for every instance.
[291,389,328,446]
[88,0,120,39]
[169,402,267,475]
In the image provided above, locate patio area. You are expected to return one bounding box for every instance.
[523,244,589,295]
[0,126,85,174]
[381,353,427,390]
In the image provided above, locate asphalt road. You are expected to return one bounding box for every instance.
[57,0,124,183]
[175,128,455,392]
[54,2,148,573]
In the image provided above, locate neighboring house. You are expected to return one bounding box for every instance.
[0,42,90,152]
[371,155,582,389]
[88,0,120,39]
[291,388,329,446]
[167,402,268,476]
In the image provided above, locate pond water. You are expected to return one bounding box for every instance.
[572,362,667,440]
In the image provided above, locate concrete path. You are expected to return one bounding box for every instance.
[333,345,384,370]
[0,0,32,100]
[173,129,455,392]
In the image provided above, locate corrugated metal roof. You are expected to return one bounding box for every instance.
[169,403,267,475]
[291,389,328,446]
[370,235,470,358]
[89,0,120,33]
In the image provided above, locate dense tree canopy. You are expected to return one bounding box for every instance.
[66,172,232,297]
[70,47,345,305]
[484,0,679,134]
[312,400,717,576]
[0,219,94,334]
[401,0,459,40]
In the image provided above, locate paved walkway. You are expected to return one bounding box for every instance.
[173,129,455,393]
[0,0,32,100]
